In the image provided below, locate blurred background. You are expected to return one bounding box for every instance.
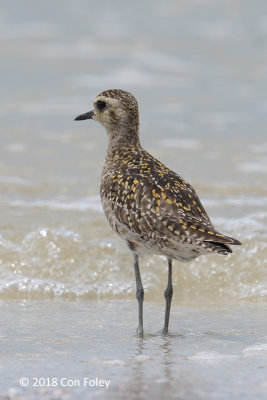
[0,0,266,302]
[1,1,267,399]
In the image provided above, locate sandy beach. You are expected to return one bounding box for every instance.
[0,0,267,398]
[1,300,267,399]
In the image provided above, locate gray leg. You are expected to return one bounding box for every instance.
[132,252,144,338]
[162,257,173,336]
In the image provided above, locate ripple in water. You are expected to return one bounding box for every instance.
[0,207,266,303]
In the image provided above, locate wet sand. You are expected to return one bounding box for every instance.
[0,299,267,399]
[0,0,267,399]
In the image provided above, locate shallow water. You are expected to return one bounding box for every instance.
[0,0,267,398]
[1,300,267,400]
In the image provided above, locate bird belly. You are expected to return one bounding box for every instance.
[102,197,207,261]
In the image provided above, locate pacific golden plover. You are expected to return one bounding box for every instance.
[75,89,241,337]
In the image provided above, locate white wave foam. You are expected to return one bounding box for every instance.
[203,196,267,208]
[243,343,267,356]
[8,195,102,212]
[211,212,267,236]
[103,359,126,366]
[188,351,237,362]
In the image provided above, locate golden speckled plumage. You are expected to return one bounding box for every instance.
[101,141,239,261]
[93,89,240,260]
[75,88,241,336]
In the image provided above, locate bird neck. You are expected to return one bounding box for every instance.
[106,125,141,157]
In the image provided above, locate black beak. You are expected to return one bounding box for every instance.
[74,110,95,121]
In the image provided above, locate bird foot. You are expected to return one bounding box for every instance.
[136,327,144,339]
[161,328,169,337]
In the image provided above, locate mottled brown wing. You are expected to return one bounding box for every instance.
[101,146,240,247]
[101,168,239,248]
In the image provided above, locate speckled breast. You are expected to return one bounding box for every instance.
[100,163,203,261]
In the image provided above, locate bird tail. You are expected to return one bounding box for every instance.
[204,234,241,255]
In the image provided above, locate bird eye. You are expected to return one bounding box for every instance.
[96,100,106,111]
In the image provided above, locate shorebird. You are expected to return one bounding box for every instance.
[75,89,241,337]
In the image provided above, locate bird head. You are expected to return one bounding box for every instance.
[75,89,139,136]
